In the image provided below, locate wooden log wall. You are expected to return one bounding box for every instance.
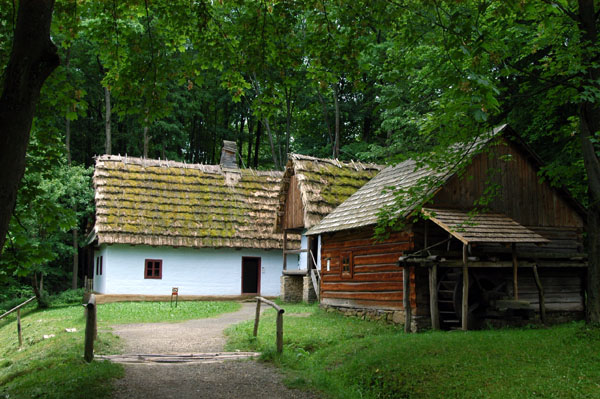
[319,228,414,310]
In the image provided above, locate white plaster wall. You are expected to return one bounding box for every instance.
[94,245,296,296]
[93,246,108,293]
[298,234,308,270]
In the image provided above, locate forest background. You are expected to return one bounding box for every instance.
[0,1,595,316]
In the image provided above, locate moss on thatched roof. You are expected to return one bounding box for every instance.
[275,154,383,232]
[93,155,287,249]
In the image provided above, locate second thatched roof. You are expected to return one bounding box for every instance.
[275,154,383,232]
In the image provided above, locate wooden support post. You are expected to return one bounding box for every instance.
[84,294,96,363]
[276,311,283,354]
[462,244,469,331]
[532,264,546,324]
[512,243,518,300]
[17,308,22,348]
[429,263,439,330]
[283,231,287,271]
[253,299,261,337]
[403,265,412,333]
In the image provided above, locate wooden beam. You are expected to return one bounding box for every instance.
[403,265,412,333]
[462,244,469,331]
[429,263,439,330]
[532,264,546,324]
[512,243,518,300]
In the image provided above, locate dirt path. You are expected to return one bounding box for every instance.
[110,302,318,399]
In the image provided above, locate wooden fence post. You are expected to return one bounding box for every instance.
[84,294,96,363]
[17,308,22,348]
[253,299,261,337]
[429,263,440,330]
[276,311,283,354]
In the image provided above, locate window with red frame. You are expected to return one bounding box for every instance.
[144,259,162,279]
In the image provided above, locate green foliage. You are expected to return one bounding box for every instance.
[226,307,600,399]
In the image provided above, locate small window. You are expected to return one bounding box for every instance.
[144,259,162,279]
[340,251,353,278]
[99,256,103,275]
[95,257,99,275]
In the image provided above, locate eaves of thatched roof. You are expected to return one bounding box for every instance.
[275,154,383,232]
[93,155,286,250]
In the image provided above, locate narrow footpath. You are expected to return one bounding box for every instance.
[109,302,318,399]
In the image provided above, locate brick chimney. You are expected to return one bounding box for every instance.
[220,140,238,169]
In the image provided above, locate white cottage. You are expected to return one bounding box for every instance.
[87,141,297,297]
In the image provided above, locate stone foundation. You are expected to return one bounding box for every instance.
[280,275,303,302]
[302,275,317,303]
[321,304,423,331]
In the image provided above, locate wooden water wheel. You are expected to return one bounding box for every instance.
[437,268,506,330]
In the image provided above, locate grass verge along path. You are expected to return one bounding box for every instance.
[0,296,240,398]
[226,302,600,399]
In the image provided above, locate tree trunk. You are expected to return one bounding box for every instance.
[247,116,254,167]
[263,117,280,169]
[104,87,112,155]
[578,0,600,323]
[238,113,245,166]
[143,125,150,158]
[0,0,60,253]
[284,87,293,166]
[254,119,262,168]
[333,82,340,158]
[317,89,334,148]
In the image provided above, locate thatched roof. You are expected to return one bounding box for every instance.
[275,154,383,232]
[306,125,508,235]
[92,155,286,249]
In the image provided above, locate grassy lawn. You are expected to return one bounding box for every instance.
[226,303,600,399]
[0,294,240,398]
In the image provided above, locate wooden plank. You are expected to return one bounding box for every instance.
[321,291,404,301]
[353,253,404,265]
[322,271,402,283]
[321,282,402,292]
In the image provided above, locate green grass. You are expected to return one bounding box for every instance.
[97,300,240,325]
[0,297,241,398]
[225,304,600,399]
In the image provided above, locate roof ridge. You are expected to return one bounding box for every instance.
[95,154,282,176]
[288,153,382,170]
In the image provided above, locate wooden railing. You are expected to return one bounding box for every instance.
[253,297,285,353]
[0,296,36,347]
[84,294,97,362]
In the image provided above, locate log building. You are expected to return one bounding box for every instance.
[305,125,587,330]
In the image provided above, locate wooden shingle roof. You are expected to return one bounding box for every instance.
[93,155,285,249]
[275,154,382,232]
[421,208,550,244]
[306,125,508,235]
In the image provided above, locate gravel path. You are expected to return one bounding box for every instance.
[110,302,319,399]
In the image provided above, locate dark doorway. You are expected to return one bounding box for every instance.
[241,257,261,294]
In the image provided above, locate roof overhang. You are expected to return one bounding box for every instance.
[421,208,550,245]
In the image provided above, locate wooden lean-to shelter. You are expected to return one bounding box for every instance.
[307,125,587,330]
[275,154,382,302]
[86,141,298,297]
